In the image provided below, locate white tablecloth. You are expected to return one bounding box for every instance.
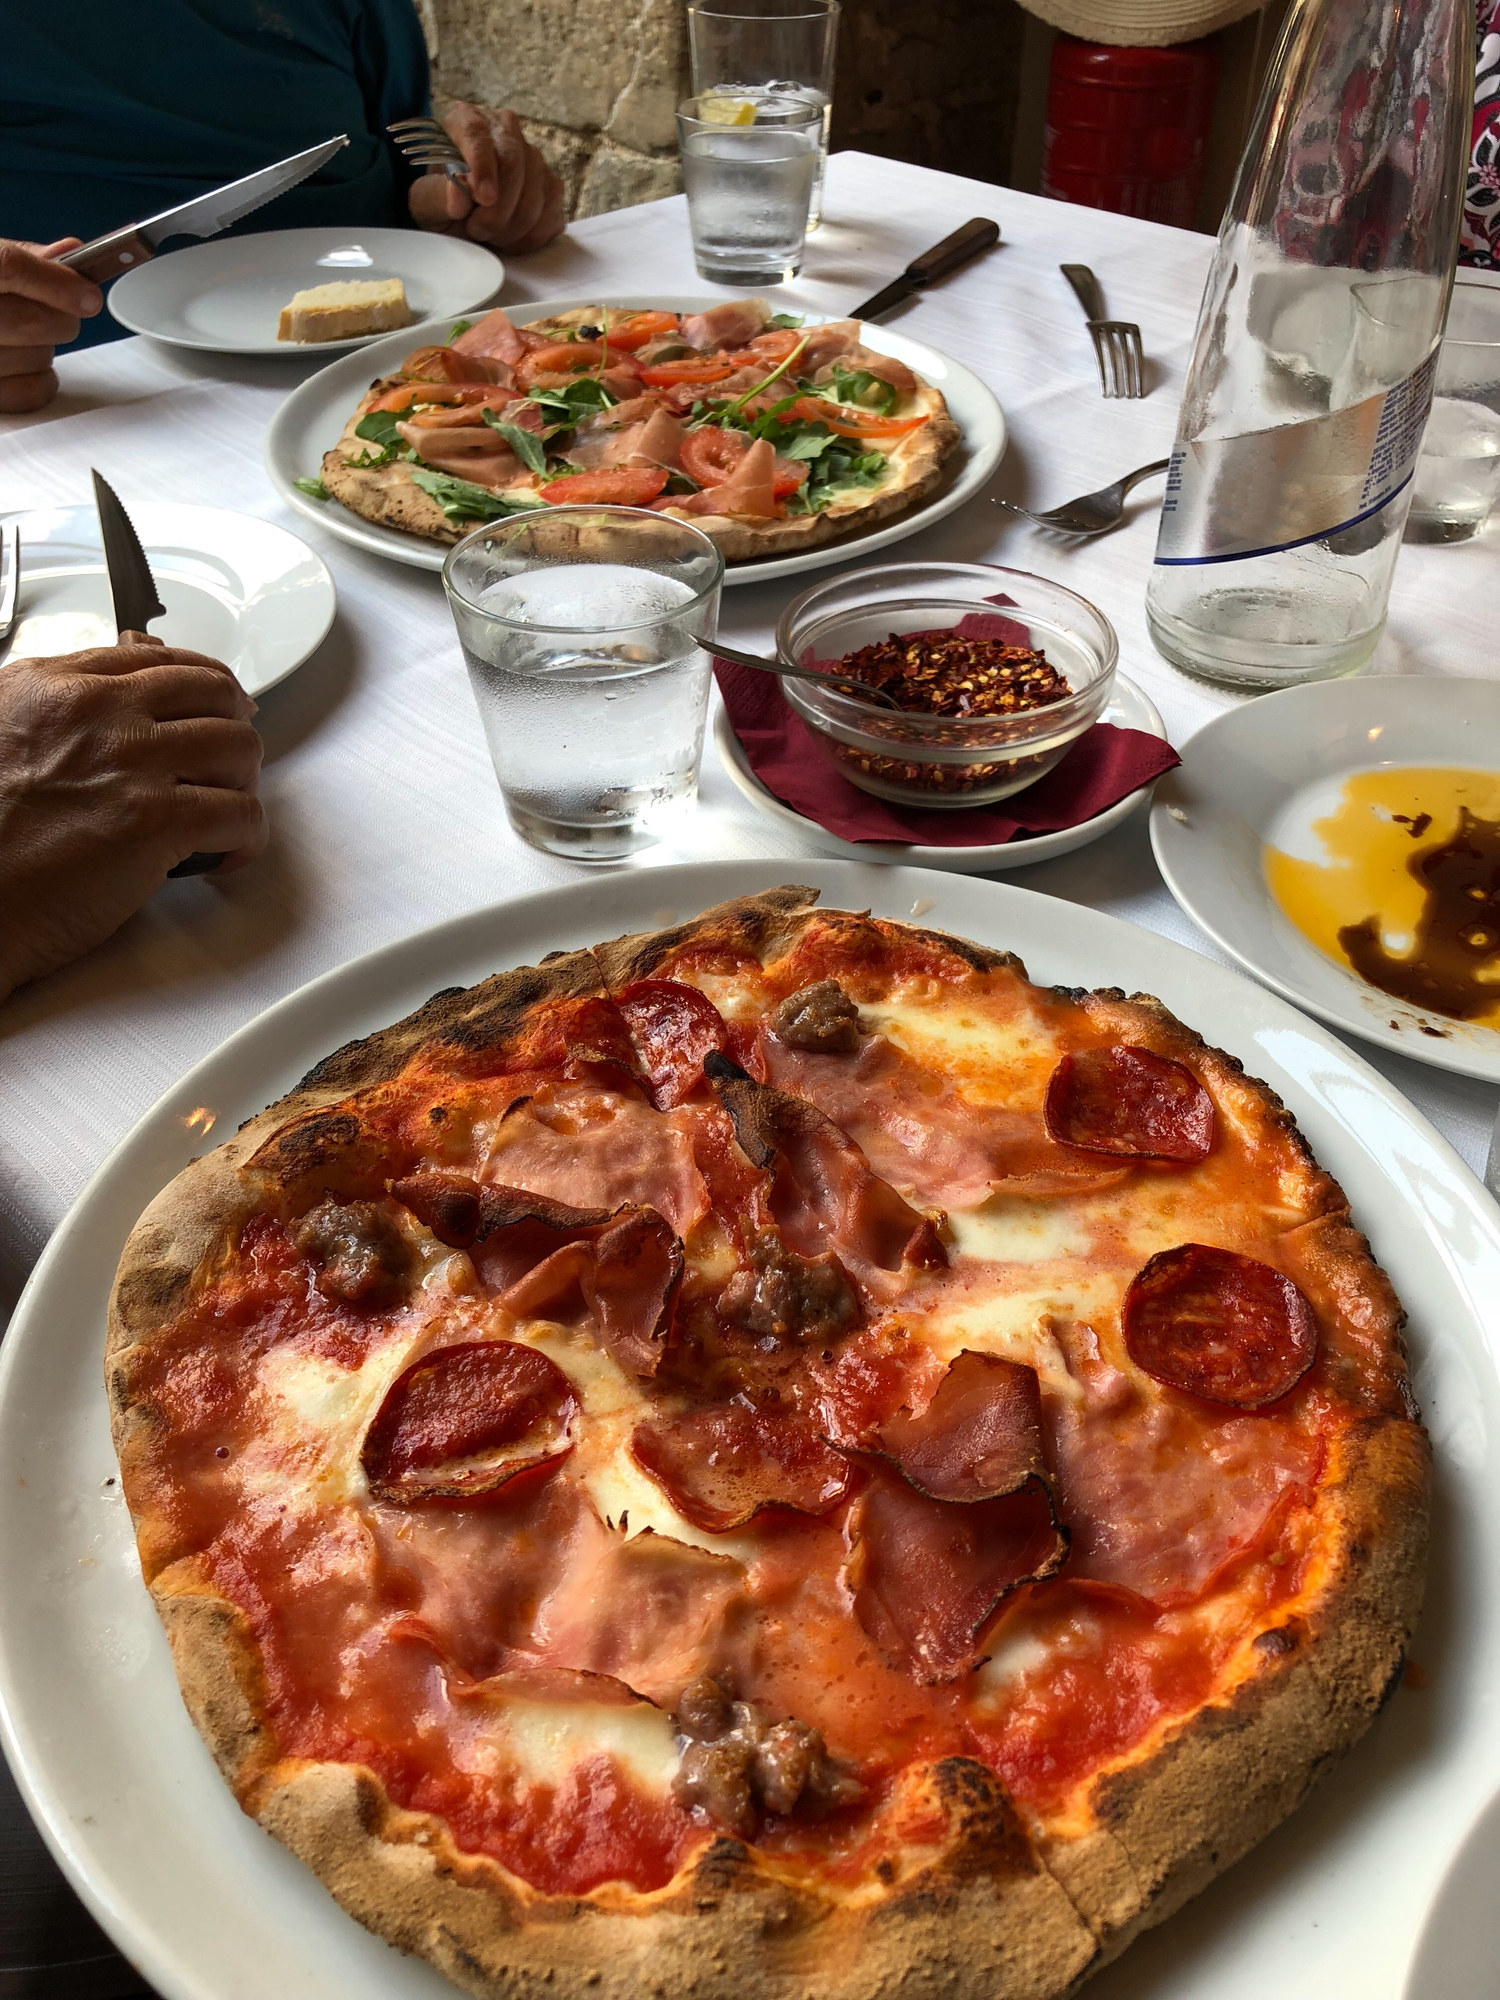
[2,150,1496,1310]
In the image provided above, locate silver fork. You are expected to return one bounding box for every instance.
[1061,264,1145,399]
[387,115,468,182]
[993,459,1169,536]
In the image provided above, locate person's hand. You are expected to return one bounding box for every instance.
[407,103,566,253]
[0,639,267,1002]
[0,238,103,414]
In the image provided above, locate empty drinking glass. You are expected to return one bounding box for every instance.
[444,507,724,860]
[1406,277,1500,544]
[687,0,839,229]
[678,90,821,285]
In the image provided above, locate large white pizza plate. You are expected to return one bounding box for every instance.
[0,502,335,698]
[264,295,1007,585]
[108,227,504,356]
[1150,676,1500,1084]
[0,861,1497,2000]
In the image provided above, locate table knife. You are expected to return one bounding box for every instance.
[850,218,1002,323]
[60,135,349,284]
[92,471,225,878]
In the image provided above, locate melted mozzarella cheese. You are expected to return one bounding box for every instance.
[860,992,1057,1079]
[912,1274,1121,1405]
[948,1196,1092,1266]
[503,1696,679,1791]
[516,1320,755,1560]
[253,1345,409,1508]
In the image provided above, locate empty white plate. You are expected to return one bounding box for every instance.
[1,504,336,698]
[714,672,1168,872]
[1150,676,1500,1083]
[107,227,503,356]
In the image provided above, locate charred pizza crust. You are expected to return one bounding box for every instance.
[107,887,1427,2000]
[319,322,962,560]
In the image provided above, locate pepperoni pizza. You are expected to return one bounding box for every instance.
[107,887,1427,2000]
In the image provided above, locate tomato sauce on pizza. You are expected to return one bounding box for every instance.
[108,889,1427,1999]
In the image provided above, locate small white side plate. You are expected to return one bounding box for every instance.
[264,294,1006,582]
[0,504,336,699]
[108,228,503,356]
[714,672,1167,872]
[1150,676,1500,1083]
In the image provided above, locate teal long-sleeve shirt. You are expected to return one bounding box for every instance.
[1,0,431,347]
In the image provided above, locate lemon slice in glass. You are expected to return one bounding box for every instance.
[698,94,758,125]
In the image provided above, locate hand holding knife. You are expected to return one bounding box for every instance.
[91,471,236,878]
[60,135,348,283]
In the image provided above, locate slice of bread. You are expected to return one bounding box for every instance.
[277,279,412,343]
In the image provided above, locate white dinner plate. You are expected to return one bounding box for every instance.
[0,503,336,698]
[108,227,503,356]
[1,860,1498,2000]
[1150,677,1500,1083]
[264,294,1007,583]
[713,672,1168,872]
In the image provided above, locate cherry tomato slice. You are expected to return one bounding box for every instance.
[540,467,670,506]
[638,357,739,388]
[679,425,749,486]
[604,310,681,351]
[786,395,927,438]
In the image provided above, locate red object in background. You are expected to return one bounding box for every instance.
[1041,35,1220,230]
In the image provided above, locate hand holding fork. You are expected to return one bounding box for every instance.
[391,104,566,253]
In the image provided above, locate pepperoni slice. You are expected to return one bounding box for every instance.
[879,1352,1049,1504]
[615,979,729,1109]
[1123,1244,1318,1408]
[1044,1045,1215,1163]
[631,1400,854,1533]
[363,1341,576,1502]
[845,1473,1067,1683]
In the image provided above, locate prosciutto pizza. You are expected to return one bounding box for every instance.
[316,300,960,560]
[107,888,1427,2000]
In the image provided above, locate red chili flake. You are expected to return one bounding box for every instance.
[833,631,1069,720]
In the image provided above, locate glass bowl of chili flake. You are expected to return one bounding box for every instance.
[774,562,1118,806]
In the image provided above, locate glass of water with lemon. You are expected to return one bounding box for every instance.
[687,0,838,228]
[677,89,821,285]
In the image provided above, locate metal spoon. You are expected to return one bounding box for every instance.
[992,458,1170,537]
[712,637,899,708]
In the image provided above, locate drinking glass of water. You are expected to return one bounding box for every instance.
[678,90,821,285]
[1406,277,1500,544]
[443,508,724,861]
[687,0,838,229]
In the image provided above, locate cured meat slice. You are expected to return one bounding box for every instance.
[1044,1046,1216,1163]
[676,437,778,519]
[362,1341,576,1502]
[845,1473,1067,1682]
[483,1088,710,1238]
[631,1400,855,1532]
[879,1352,1049,1504]
[1045,1338,1322,1606]
[1124,1244,1318,1408]
[451,307,527,365]
[392,1171,681,1378]
[704,1053,939,1281]
[615,979,729,1109]
[680,299,771,350]
[760,1033,1127,1211]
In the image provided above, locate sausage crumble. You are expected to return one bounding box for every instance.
[769,980,862,1055]
[672,1675,864,1836]
[293,1198,412,1307]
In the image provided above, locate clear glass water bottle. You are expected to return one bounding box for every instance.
[1145,0,1474,690]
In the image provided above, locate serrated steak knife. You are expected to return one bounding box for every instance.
[61,135,348,284]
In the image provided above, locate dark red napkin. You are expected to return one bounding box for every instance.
[715,606,1179,848]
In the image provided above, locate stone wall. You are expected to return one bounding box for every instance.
[420,0,1026,219]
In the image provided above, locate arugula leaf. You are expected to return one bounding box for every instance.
[410,468,547,523]
[768,312,805,330]
[351,408,414,466]
[526,376,616,425]
[830,365,898,416]
[294,476,330,500]
[799,439,888,512]
[480,413,548,475]
[449,319,474,341]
